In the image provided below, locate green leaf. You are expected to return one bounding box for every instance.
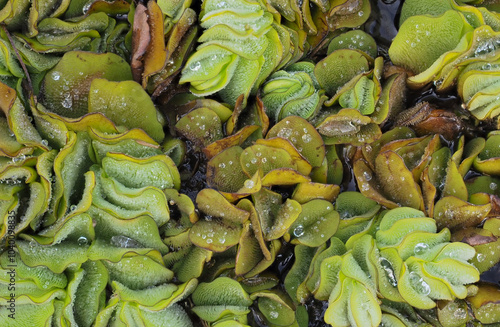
[42,51,132,118]
[88,79,165,143]
[389,10,473,74]
[284,245,316,303]
[191,277,252,322]
[315,49,370,96]
[287,199,339,247]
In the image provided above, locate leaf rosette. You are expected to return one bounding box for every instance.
[291,207,480,327]
[260,61,327,122]
[389,0,500,120]
[0,79,201,325]
[180,0,297,106]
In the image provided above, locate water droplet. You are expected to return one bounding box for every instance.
[363,171,372,181]
[62,93,72,109]
[269,311,279,319]
[293,225,305,237]
[409,271,431,295]
[302,134,312,143]
[244,179,255,188]
[110,235,141,248]
[191,61,201,71]
[490,182,498,190]
[414,243,429,256]
[476,253,485,262]
[454,307,467,320]
[379,258,398,287]
[77,236,88,246]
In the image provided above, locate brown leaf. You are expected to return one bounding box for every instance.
[131,3,150,83]
[142,0,167,87]
[462,233,497,246]
[489,194,500,216]
[395,102,463,141]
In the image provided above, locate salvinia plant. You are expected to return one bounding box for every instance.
[1,0,500,326]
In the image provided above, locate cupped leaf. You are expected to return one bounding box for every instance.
[434,196,491,230]
[102,253,173,290]
[240,143,296,177]
[334,191,381,243]
[328,30,377,58]
[468,283,500,324]
[261,61,326,121]
[389,10,473,74]
[474,134,500,175]
[204,125,260,160]
[315,49,370,96]
[254,291,296,326]
[292,182,340,204]
[16,239,89,274]
[101,152,180,190]
[42,51,132,118]
[317,109,382,146]
[88,78,165,143]
[305,238,346,299]
[189,218,242,253]
[191,277,253,322]
[286,199,339,247]
[196,188,250,225]
[266,115,325,168]
[206,146,248,193]
[285,244,316,304]
[324,276,381,327]
[175,107,224,149]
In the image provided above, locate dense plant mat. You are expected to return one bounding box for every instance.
[1,0,500,326]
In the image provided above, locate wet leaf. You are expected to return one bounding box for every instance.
[334,191,380,243]
[204,125,260,160]
[389,10,472,74]
[327,30,377,58]
[88,79,165,143]
[42,51,132,118]
[206,146,247,193]
[434,196,491,230]
[317,109,382,146]
[266,116,325,168]
[254,291,296,326]
[286,199,339,247]
[468,283,500,324]
[474,134,500,175]
[315,49,370,96]
[191,277,252,322]
[291,182,340,204]
[175,107,223,149]
[285,244,316,304]
[197,188,250,225]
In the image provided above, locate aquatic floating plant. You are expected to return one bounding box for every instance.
[0,0,499,326]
